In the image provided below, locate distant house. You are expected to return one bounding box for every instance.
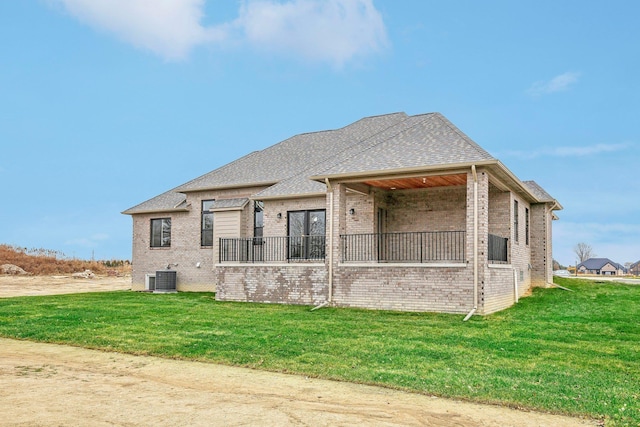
[577,258,626,275]
[123,112,562,315]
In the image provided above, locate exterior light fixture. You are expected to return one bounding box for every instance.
[349,208,355,215]
[277,213,282,219]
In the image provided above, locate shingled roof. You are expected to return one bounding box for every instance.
[123,112,559,215]
[578,258,626,272]
[174,112,409,193]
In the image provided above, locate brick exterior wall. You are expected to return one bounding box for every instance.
[488,184,510,239]
[130,186,267,291]
[261,196,327,238]
[530,203,553,287]
[509,193,533,294]
[381,185,467,233]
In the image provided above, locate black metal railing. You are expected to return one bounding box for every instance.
[488,233,508,263]
[340,231,465,263]
[220,236,326,263]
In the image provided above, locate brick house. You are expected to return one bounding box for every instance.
[577,258,626,275]
[123,112,562,316]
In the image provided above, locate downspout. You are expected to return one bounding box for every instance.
[311,178,334,311]
[513,268,519,303]
[463,165,478,321]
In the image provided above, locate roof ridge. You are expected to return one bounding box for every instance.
[312,113,437,176]
[430,113,495,160]
[283,113,413,179]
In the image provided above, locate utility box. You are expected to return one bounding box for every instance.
[154,270,177,293]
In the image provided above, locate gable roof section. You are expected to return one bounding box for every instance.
[121,188,190,215]
[312,113,495,179]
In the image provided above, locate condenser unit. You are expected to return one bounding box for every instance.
[154,270,177,293]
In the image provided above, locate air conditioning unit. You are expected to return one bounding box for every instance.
[154,270,177,293]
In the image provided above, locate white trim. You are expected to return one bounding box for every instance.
[489,264,513,269]
[338,262,466,268]
[217,262,467,269]
[217,263,326,268]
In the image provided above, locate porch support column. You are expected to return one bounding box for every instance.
[326,178,334,302]
[464,167,489,318]
[331,183,347,303]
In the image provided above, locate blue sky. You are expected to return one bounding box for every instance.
[1,1,638,267]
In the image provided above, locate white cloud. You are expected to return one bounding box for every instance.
[502,142,632,160]
[527,71,581,97]
[51,0,387,65]
[234,0,388,66]
[54,0,225,60]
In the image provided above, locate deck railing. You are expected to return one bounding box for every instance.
[219,236,326,263]
[220,231,504,264]
[340,231,465,263]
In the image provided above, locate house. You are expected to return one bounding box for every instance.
[577,258,626,275]
[123,112,562,315]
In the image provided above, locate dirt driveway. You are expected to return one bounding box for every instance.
[0,276,597,426]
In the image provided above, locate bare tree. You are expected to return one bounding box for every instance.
[574,243,595,263]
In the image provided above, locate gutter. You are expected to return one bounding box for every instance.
[463,165,479,322]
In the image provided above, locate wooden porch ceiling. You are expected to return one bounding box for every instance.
[362,173,467,190]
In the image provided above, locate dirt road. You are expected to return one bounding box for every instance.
[0,276,597,426]
[0,274,131,297]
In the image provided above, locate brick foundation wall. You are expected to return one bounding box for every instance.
[484,265,518,314]
[333,265,472,313]
[215,264,328,305]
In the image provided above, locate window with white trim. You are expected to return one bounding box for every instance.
[150,218,171,248]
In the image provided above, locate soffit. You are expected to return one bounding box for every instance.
[363,173,467,190]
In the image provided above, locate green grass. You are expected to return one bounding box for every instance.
[0,278,638,425]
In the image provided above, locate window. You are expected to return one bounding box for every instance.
[514,200,519,243]
[254,201,264,238]
[201,200,215,246]
[525,207,529,245]
[288,210,326,259]
[150,218,171,248]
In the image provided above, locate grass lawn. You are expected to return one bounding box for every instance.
[0,277,638,426]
